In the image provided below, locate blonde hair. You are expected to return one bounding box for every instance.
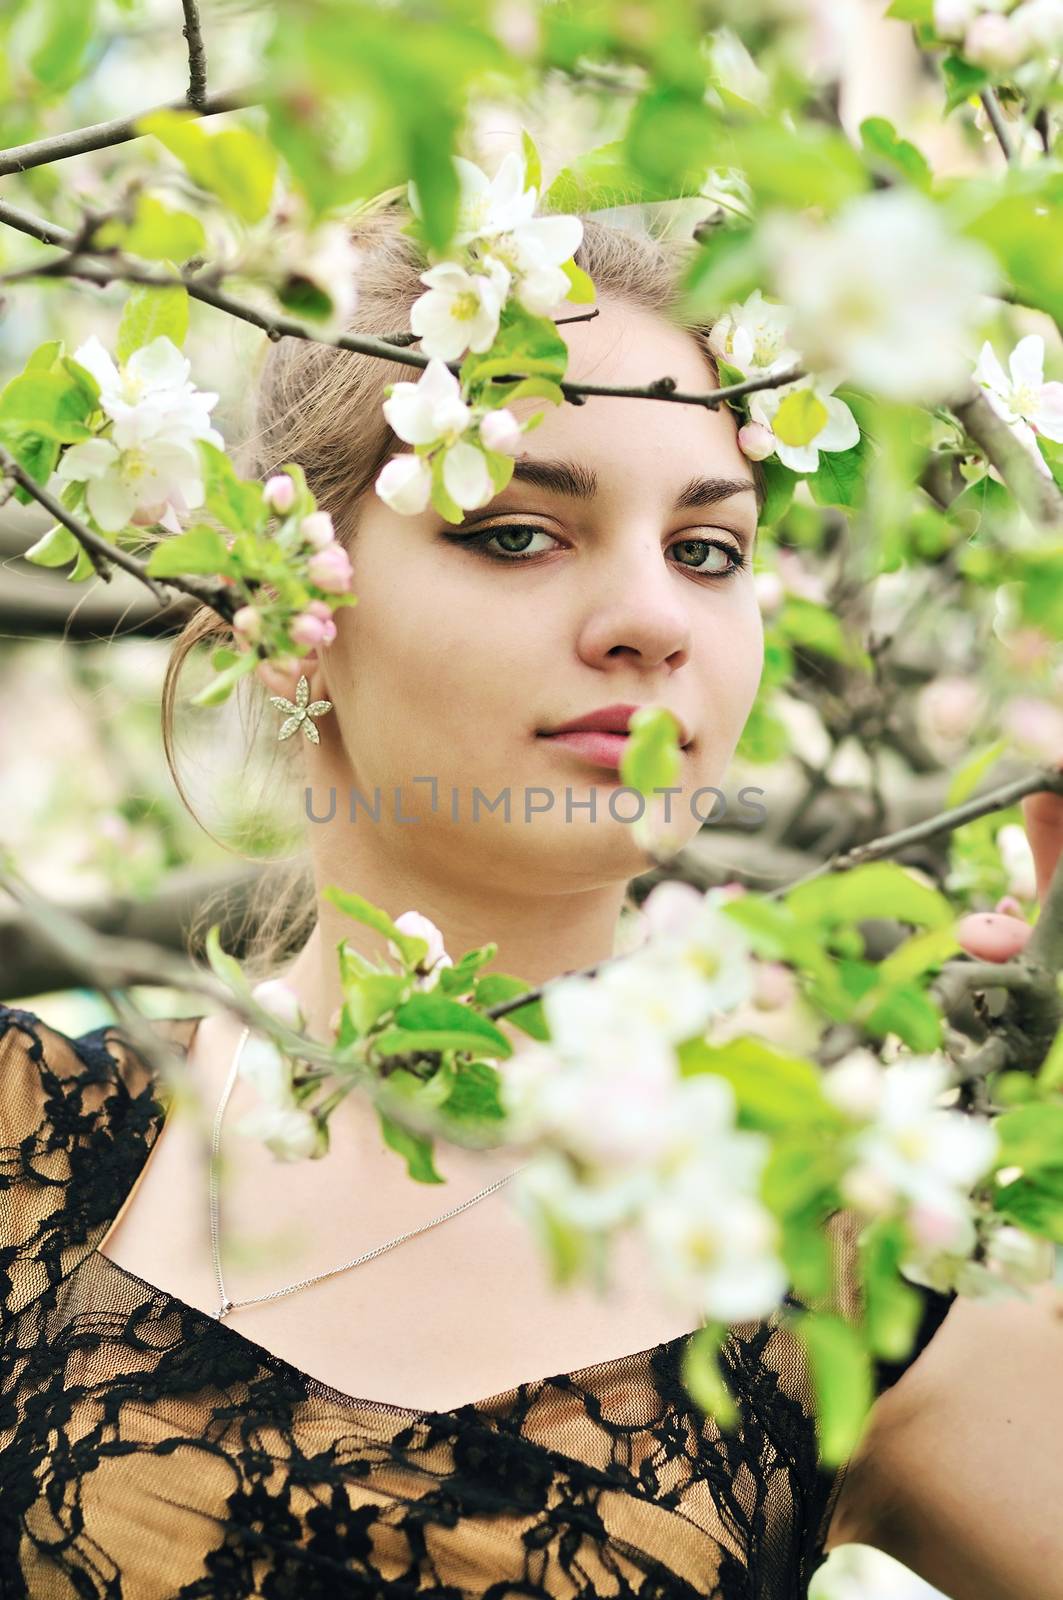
[162,203,752,982]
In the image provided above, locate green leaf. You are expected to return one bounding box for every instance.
[942,53,990,113]
[791,1311,873,1467]
[757,458,796,528]
[22,522,81,568]
[146,526,235,578]
[520,127,542,196]
[137,110,278,223]
[724,121,869,212]
[680,1325,739,1430]
[946,739,1008,808]
[778,597,868,669]
[95,193,207,263]
[323,885,427,965]
[28,0,96,90]
[677,1037,844,1132]
[199,441,268,535]
[117,282,190,361]
[885,0,934,17]
[473,975,549,1041]
[785,860,955,931]
[994,1103,1063,1173]
[0,372,94,442]
[859,117,932,191]
[620,705,683,799]
[809,438,870,510]
[558,256,597,305]
[858,1219,925,1361]
[773,389,829,448]
[203,923,254,999]
[25,340,64,371]
[189,651,258,708]
[390,992,512,1057]
[377,1109,444,1183]
[439,1059,506,1123]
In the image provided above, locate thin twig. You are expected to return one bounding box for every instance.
[0,443,241,621]
[980,87,1014,163]
[181,0,209,108]
[763,766,1063,901]
[0,88,251,178]
[0,199,804,412]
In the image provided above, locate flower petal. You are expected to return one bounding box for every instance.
[973,339,1009,397]
[72,334,119,399]
[815,396,860,452]
[442,440,491,509]
[1008,334,1045,393]
[1032,381,1063,443]
[86,473,137,533]
[126,337,191,393]
[55,437,120,480]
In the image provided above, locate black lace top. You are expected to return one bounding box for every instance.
[0,1002,957,1599]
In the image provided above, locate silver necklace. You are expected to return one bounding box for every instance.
[208,1023,529,1321]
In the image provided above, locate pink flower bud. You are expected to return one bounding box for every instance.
[308,543,353,593]
[264,474,297,514]
[300,510,336,549]
[752,960,796,1011]
[290,612,330,648]
[306,599,333,620]
[737,421,776,461]
[479,408,522,454]
[232,605,262,645]
[964,12,1023,68]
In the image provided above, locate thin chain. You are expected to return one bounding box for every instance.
[208,1024,529,1321]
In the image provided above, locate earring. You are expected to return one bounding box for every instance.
[271,675,333,744]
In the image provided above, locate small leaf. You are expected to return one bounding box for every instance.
[23,522,81,568]
[146,525,234,578]
[117,282,189,361]
[680,1325,739,1430]
[773,389,829,448]
[791,1311,873,1467]
[377,1109,444,1183]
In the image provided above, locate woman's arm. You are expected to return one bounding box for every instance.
[829,1275,1063,1598]
[827,756,1063,1596]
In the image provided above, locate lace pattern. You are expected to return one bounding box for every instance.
[0,1003,956,1598]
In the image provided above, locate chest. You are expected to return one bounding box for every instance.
[92,1070,704,1411]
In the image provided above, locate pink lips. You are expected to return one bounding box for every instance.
[541,729,631,770]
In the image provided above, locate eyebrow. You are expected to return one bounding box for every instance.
[470,457,758,515]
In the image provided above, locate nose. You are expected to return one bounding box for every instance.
[575,533,693,673]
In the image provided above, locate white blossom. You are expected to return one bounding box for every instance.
[55,434,207,534]
[707,289,800,378]
[763,192,998,403]
[834,1052,999,1253]
[73,334,223,452]
[748,378,859,474]
[375,453,434,515]
[639,1153,788,1321]
[410,256,511,362]
[1011,0,1063,54]
[973,334,1063,478]
[382,357,471,445]
[441,439,493,509]
[236,1102,325,1162]
[237,1033,296,1107]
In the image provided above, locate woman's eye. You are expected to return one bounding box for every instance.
[443,524,746,581]
[669,537,746,580]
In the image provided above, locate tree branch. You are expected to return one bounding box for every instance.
[951,386,1063,528]
[980,87,1014,163]
[181,0,209,109]
[0,442,241,623]
[0,198,803,413]
[0,89,251,178]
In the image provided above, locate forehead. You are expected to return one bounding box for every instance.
[504,295,749,491]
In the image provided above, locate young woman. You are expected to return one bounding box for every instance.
[1,211,1060,1600]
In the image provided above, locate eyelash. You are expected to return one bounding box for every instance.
[443,524,748,582]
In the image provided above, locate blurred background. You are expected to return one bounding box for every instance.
[2,4,1060,1590]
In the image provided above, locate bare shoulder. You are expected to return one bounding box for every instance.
[827,1276,1063,1594]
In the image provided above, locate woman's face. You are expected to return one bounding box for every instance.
[319,295,764,895]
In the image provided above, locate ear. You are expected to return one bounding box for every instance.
[255,651,322,703]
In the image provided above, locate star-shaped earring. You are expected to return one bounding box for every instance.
[270,675,333,744]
